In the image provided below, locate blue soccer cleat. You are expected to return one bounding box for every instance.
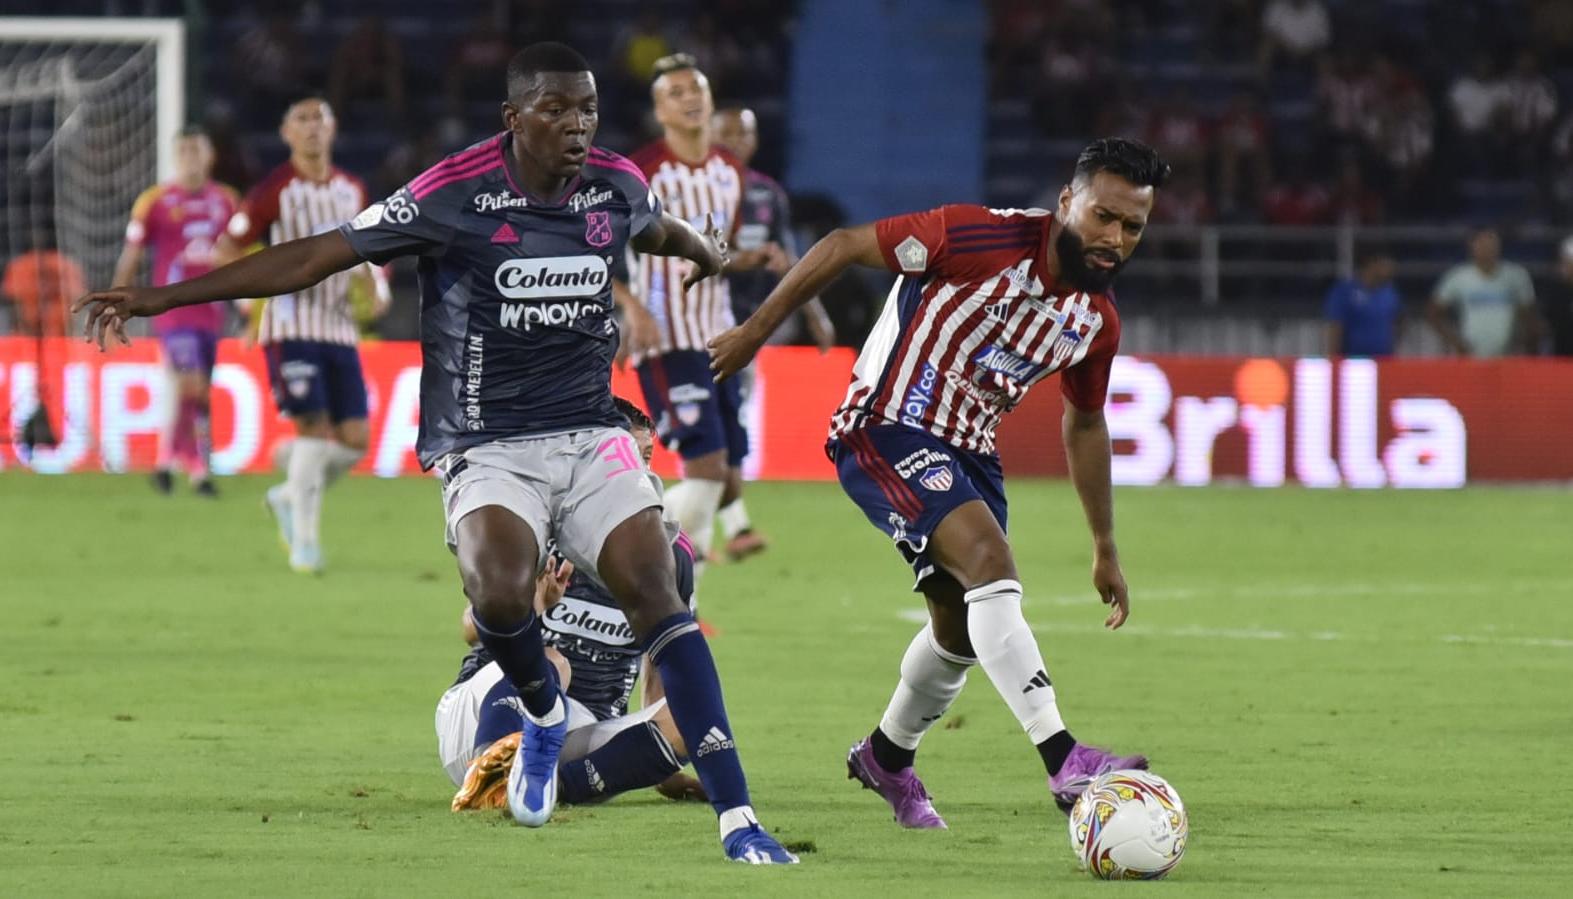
[508,693,568,827]
[723,824,800,864]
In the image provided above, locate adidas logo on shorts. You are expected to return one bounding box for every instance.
[585,759,606,794]
[695,726,735,758]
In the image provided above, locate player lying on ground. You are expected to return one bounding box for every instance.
[443,400,705,810]
[74,41,794,864]
[711,137,1168,827]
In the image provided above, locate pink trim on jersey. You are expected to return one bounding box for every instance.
[412,158,502,200]
[674,532,695,561]
[586,148,650,187]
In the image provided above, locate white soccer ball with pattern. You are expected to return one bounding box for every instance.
[1067,769,1187,880]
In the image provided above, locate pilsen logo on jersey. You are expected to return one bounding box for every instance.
[475,191,529,213]
[545,597,635,645]
[569,186,614,213]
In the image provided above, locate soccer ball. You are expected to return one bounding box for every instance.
[1068,769,1187,880]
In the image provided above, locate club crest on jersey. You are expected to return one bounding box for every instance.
[895,236,929,273]
[974,344,1040,381]
[570,187,614,213]
[584,211,613,248]
[919,466,954,492]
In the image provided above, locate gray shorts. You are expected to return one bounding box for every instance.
[437,427,664,577]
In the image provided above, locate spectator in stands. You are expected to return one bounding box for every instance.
[1328,154,1385,225]
[445,15,514,112]
[1539,236,1573,356]
[1146,88,1209,173]
[232,10,308,114]
[1428,227,1541,357]
[1447,53,1509,175]
[1150,164,1215,227]
[1,228,85,338]
[1033,28,1107,136]
[1314,49,1376,146]
[1215,90,1272,218]
[328,17,406,124]
[1262,156,1331,225]
[683,13,744,93]
[1501,50,1559,167]
[616,11,676,85]
[1549,112,1573,222]
[1324,247,1401,358]
[1365,81,1436,216]
[1258,0,1331,75]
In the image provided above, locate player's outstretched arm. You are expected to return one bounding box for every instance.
[72,230,363,350]
[1063,405,1129,630]
[631,211,728,291]
[708,223,883,381]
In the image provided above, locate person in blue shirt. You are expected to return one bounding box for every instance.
[1324,248,1401,357]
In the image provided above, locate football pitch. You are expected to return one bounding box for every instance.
[2,473,1570,897]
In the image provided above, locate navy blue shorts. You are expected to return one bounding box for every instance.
[264,340,368,423]
[637,349,748,465]
[159,329,218,376]
[831,424,1007,588]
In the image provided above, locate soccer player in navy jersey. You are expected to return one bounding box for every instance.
[711,138,1167,829]
[74,42,795,864]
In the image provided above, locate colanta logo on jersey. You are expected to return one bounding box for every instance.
[974,344,1041,381]
[544,597,636,645]
[495,256,609,299]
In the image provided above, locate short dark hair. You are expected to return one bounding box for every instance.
[176,124,209,140]
[1355,245,1391,269]
[1073,137,1171,190]
[281,94,331,121]
[650,52,699,83]
[613,396,655,432]
[506,42,591,99]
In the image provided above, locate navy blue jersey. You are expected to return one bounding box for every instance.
[725,169,796,320]
[338,133,663,468]
[451,530,696,721]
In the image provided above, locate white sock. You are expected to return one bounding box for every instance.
[718,804,759,839]
[965,579,1066,744]
[878,623,975,751]
[324,441,362,486]
[664,478,725,581]
[288,437,331,548]
[717,499,751,541]
[272,437,295,472]
[523,693,565,728]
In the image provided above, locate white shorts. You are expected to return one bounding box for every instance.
[436,428,665,578]
[434,661,668,786]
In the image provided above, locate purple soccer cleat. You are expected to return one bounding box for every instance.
[1049,742,1150,814]
[846,738,947,830]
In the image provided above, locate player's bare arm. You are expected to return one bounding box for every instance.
[611,277,661,363]
[708,222,883,379]
[1063,404,1128,630]
[630,210,728,291]
[73,230,362,350]
[110,241,144,289]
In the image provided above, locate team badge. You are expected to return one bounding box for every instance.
[895,236,929,273]
[585,211,613,248]
[675,402,702,427]
[919,466,953,492]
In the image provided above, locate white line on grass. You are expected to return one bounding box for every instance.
[893,609,1573,651]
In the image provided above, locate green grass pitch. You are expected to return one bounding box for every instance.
[2,473,1571,897]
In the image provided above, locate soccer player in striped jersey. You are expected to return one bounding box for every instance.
[215,96,390,574]
[76,43,794,864]
[112,126,240,497]
[712,105,837,562]
[711,138,1168,828]
[624,55,776,585]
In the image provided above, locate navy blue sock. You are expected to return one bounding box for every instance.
[644,612,751,816]
[558,721,683,805]
[470,607,559,719]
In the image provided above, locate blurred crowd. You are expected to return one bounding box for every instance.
[993,0,1573,226]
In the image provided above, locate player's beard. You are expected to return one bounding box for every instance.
[1055,226,1124,293]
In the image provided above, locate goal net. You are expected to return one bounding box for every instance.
[0,18,183,469]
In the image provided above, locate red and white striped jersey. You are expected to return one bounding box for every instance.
[228,161,367,346]
[629,140,744,352]
[830,204,1121,455]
